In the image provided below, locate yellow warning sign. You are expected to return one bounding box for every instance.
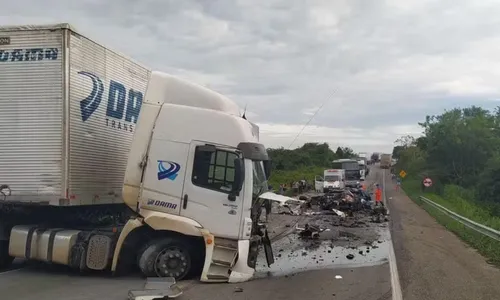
[399,170,407,178]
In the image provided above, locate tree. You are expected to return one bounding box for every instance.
[395,135,416,148]
[268,143,338,171]
[392,146,405,160]
[395,105,500,204]
[418,107,499,186]
[335,147,344,158]
[335,146,355,159]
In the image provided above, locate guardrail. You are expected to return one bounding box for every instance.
[419,196,500,242]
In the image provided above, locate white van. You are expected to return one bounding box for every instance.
[315,169,345,192]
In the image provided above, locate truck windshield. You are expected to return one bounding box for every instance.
[252,160,268,197]
[332,161,360,170]
[345,170,361,180]
[324,175,340,181]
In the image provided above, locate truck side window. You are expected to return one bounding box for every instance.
[192,147,237,193]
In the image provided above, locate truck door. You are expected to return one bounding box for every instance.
[180,142,243,238]
[139,139,188,215]
[314,176,323,192]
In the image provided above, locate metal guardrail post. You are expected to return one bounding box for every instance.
[419,196,500,242]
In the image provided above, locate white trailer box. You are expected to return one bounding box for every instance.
[0,23,151,206]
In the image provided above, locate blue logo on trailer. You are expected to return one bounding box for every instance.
[0,48,59,62]
[157,160,181,181]
[78,71,143,132]
[79,71,104,122]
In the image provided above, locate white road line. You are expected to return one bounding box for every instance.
[0,268,23,276]
[382,169,403,300]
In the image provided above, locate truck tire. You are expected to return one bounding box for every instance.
[0,241,14,269]
[138,237,192,280]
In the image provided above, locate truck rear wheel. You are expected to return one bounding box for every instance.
[138,237,192,280]
[0,241,14,269]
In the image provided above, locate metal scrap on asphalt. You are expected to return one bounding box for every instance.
[128,277,183,300]
[277,186,389,238]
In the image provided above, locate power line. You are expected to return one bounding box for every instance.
[287,99,328,149]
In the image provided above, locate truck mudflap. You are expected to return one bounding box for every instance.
[262,229,274,267]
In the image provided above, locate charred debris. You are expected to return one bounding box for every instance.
[276,186,389,239]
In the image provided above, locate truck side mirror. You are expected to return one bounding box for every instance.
[229,158,245,201]
[263,160,272,179]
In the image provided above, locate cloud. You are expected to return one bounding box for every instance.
[258,123,423,153]
[2,0,500,153]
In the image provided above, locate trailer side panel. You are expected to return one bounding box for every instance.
[0,27,64,203]
[67,31,150,205]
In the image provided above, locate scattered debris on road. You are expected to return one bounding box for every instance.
[253,184,391,278]
[296,223,331,239]
[128,277,182,300]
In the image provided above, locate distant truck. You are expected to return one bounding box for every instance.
[358,160,366,180]
[332,159,361,187]
[380,154,392,169]
[0,23,277,283]
[356,153,369,177]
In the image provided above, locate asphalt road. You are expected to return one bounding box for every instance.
[385,167,500,300]
[6,165,500,300]
[0,170,393,300]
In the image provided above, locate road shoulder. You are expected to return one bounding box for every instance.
[386,176,500,300]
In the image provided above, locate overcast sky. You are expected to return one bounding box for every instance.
[3,0,500,153]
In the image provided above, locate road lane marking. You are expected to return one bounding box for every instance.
[0,268,23,276]
[383,169,403,300]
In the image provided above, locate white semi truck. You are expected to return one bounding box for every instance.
[0,23,275,283]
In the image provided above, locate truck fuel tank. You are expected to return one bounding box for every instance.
[9,225,81,265]
[9,225,115,270]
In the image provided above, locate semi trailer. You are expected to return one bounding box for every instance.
[0,23,275,283]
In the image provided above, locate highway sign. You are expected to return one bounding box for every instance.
[399,170,407,178]
[423,177,433,187]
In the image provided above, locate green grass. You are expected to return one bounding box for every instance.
[402,178,500,266]
[268,166,324,189]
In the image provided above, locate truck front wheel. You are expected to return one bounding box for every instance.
[138,237,192,280]
[0,241,14,269]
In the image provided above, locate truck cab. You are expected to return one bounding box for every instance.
[119,72,273,282]
[2,71,274,284]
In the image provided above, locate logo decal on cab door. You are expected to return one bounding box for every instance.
[157,160,181,181]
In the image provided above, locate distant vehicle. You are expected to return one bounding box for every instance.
[371,153,380,162]
[357,153,369,173]
[332,159,361,187]
[314,169,346,192]
[358,160,367,179]
[380,154,392,169]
